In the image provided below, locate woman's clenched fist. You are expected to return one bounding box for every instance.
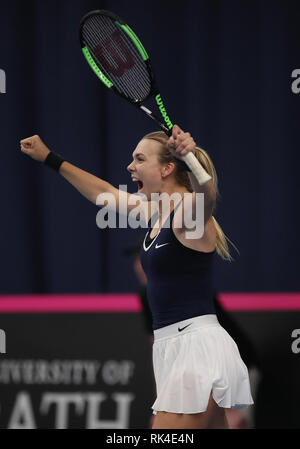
[20,135,50,162]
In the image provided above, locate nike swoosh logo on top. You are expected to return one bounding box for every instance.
[178,323,192,332]
[155,243,170,249]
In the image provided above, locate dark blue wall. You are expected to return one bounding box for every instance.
[0,0,299,294]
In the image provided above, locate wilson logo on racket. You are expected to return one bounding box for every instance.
[155,94,173,129]
[93,30,135,77]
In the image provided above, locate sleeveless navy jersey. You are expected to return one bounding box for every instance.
[140,206,216,330]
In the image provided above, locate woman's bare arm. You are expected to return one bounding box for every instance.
[20,134,114,204]
[20,135,152,221]
[59,162,114,205]
[167,126,216,226]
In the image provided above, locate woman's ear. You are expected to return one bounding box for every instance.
[162,162,176,178]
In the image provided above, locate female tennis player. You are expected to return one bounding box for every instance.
[20,124,253,429]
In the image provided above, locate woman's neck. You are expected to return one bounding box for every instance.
[155,186,188,218]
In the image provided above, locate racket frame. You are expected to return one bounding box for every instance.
[79,9,172,136]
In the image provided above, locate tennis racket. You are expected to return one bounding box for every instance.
[79,10,207,179]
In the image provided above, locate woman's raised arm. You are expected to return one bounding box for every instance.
[20,135,152,222]
[20,134,114,204]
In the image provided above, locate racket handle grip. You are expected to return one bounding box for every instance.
[182,152,212,186]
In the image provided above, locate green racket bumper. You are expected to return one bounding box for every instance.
[115,22,149,61]
[82,46,113,88]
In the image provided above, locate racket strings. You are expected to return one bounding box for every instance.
[88,17,151,100]
[82,15,152,102]
[85,23,149,100]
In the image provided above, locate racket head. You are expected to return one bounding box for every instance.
[79,10,157,104]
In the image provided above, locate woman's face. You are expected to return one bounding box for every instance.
[127,139,163,199]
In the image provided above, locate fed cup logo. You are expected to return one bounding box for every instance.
[0,69,6,94]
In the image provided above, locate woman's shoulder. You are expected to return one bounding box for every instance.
[172,213,216,253]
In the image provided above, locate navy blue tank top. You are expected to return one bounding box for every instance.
[140,205,216,330]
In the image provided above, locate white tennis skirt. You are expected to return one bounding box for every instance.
[152,314,254,415]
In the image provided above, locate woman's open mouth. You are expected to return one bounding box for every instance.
[132,177,144,191]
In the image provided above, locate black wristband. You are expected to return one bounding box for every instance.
[44,152,65,172]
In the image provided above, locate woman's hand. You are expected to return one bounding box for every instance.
[20,135,51,162]
[167,124,196,159]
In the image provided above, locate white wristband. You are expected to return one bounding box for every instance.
[182,152,212,186]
